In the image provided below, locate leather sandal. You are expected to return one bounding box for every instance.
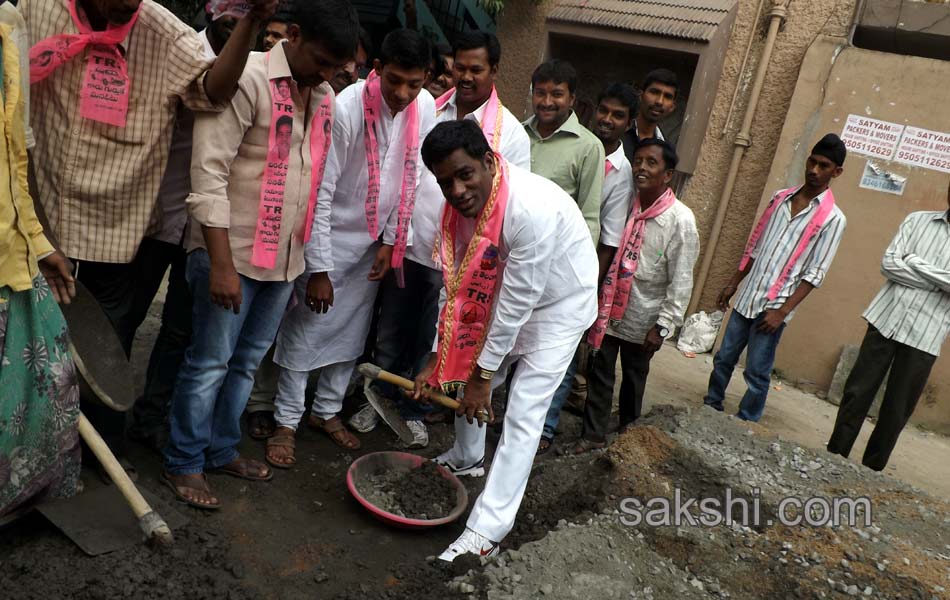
[265,428,296,469]
[307,414,361,450]
[210,456,273,482]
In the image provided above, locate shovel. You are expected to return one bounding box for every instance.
[76,413,174,544]
[357,363,487,425]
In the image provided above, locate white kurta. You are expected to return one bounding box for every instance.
[407,91,532,269]
[274,82,436,371]
[432,163,600,368]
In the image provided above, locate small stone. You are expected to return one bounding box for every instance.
[689,579,704,591]
[313,571,329,583]
[863,587,873,596]
[459,583,476,594]
[841,559,851,570]
[507,550,522,562]
[903,558,911,566]
[846,584,859,596]
[540,583,554,595]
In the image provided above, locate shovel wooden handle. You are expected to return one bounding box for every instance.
[78,412,174,545]
[358,363,487,424]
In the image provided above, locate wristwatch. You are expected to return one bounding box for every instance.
[656,325,670,338]
[477,367,495,381]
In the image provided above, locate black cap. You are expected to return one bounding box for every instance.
[811,133,846,167]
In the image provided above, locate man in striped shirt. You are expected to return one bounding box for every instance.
[828,185,950,471]
[20,0,277,461]
[704,134,848,422]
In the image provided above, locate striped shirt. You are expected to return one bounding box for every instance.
[864,210,950,357]
[607,198,700,345]
[20,0,219,263]
[732,187,847,321]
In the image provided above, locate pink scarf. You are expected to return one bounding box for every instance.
[29,0,141,127]
[362,70,419,286]
[435,86,504,151]
[428,156,509,391]
[588,188,677,350]
[740,186,836,301]
[251,53,334,269]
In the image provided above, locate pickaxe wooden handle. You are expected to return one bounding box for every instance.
[357,363,488,424]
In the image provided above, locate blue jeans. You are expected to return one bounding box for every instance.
[164,250,293,475]
[703,311,786,422]
[541,354,578,439]
[373,259,442,421]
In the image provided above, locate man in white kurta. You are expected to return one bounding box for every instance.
[414,120,598,561]
[355,33,532,445]
[271,31,436,450]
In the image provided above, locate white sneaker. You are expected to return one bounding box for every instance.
[400,420,428,449]
[433,454,485,477]
[437,528,499,562]
[348,403,380,433]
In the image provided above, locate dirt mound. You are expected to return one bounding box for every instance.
[455,406,950,599]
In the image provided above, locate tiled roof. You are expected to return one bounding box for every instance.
[548,0,736,42]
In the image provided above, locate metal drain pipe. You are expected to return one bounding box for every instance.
[687,0,790,316]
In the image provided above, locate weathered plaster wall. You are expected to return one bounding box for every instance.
[494,0,550,120]
[760,37,950,433]
[684,0,857,308]
[496,1,858,299]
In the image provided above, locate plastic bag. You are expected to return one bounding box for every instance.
[676,310,724,355]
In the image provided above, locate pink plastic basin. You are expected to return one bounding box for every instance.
[346,451,468,529]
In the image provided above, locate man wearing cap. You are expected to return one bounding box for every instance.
[703,134,848,422]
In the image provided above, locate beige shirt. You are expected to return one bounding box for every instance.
[187,42,334,283]
[20,0,219,263]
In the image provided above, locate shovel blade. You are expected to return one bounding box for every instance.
[37,484,187,556]
[363,380,415,446]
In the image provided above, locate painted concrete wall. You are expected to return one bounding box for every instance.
[759,37,950,433]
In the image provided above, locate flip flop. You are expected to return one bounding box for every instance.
[570,438,607,454]
[161,472,222,510]
[536,436,555,456]
[210,456,274,482]
[265,429,296,469]
[307,414,361,450]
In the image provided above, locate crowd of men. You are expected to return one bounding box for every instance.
[1,0,948,564]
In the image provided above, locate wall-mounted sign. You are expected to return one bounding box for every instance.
[840,115,904,161]
[894,126,950,174]
[859,161,907,196]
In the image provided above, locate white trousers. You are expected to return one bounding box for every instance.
[273,359,357,429]
[447,337,580,543]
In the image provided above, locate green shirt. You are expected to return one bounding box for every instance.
[524,111,605,243]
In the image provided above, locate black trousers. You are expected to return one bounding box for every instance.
[74,237,179,455]
[582,334,654,443]
[827,324,936,471]
[130,244,192,438]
